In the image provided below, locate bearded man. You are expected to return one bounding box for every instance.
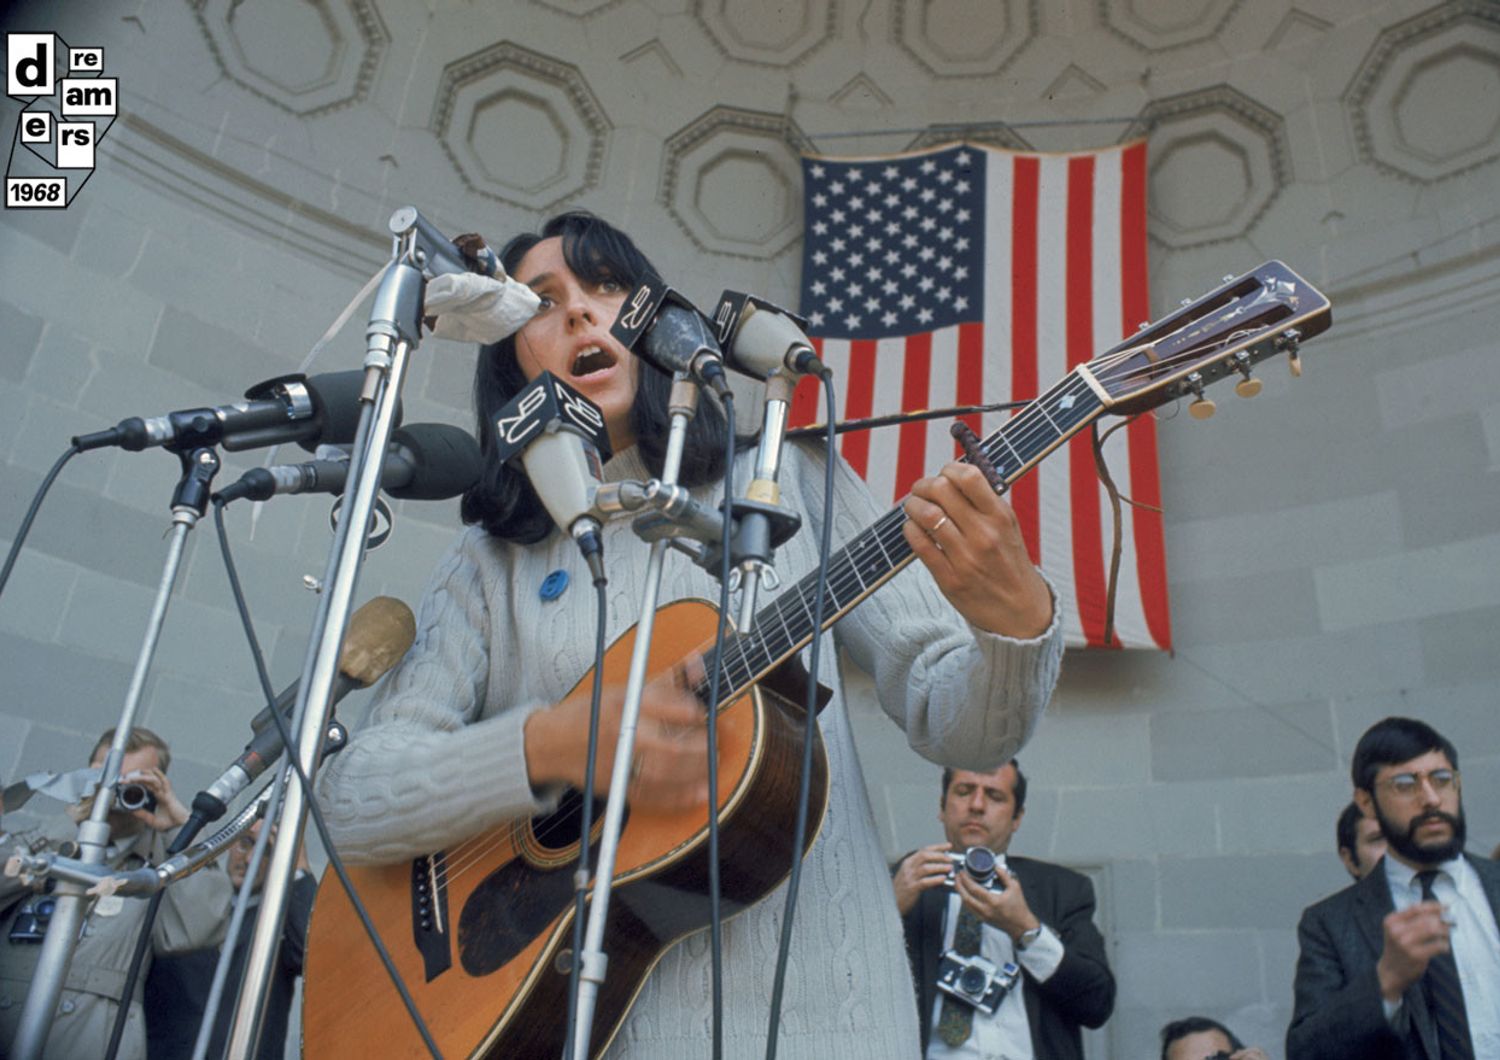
[1288,716,1500,1060]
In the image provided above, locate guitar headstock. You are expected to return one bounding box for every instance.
[1088,261,1331,417]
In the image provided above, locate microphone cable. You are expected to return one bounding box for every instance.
[764,366,839,1060]
[563,545,609,1058]
[201,496,443,1059]
[0,442,80,603]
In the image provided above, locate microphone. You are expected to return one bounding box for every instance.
[215,422,482,504]
[70,370,380,454]
[711,292,825,380]
[491,371,612,579]
[195,596,417,815]
[388,206,502,279]
[610,278,731,397]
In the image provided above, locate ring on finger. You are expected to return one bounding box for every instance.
[929,514,949,535]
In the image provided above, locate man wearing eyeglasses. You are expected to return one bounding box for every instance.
[1288,716,1500,1060]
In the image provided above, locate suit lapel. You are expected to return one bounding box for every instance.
[1472,852,1500,918]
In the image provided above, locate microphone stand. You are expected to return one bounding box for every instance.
[9,445,221,1060]
[569,374,699,1060]
[219,209,424,1058]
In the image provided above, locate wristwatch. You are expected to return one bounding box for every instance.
[1016,925,1043,951]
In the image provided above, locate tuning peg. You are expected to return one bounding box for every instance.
[1233,350,1262,397]
[1185,372,1216,419]
[1222,274,1235,283]
[1276,327,1304,377]
[1180,298,1193,307]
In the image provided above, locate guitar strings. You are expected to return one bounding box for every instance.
[429,315,1287,886]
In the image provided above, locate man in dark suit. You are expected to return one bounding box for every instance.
[144,819,316,1059]
[893,760,1114,1059]
[1288,716,1500,1060]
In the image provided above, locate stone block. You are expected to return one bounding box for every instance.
[1397,466,1500,549]
[57,569,159,662]
[0,463,186,589]
[144,671,265,769]
[1151,700,1336,782]
[1418,604,1500,688]
[0,299,44,383]
[148,306,300,397]
[1167,568,1322,648]
[1166,490,1402,582]
[1112,929,1265,1008]
[0,630,138,733]
[1105,858,1159,933]
[25,327,98,405]
[0,711,33,788]
[15,393,117,494]
[1377,339,1500,431]
[1019,703,1152,788]
[0,196,86,256]
[1216,774,1353,856]
[1052,784,1217,863]
[1160,852,1339,930]
[1173,623,1424,704]
[0,548,75,643]
[74,201,150,281]
[1314,532,1500,632]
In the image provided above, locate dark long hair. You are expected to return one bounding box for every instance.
[461,212,746,542]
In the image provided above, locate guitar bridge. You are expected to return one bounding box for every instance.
[411,851,452,982]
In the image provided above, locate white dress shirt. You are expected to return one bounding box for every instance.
[925,889,1065,1060]
[1380,854,1500,1056]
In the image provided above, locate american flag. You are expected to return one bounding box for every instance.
[793,141,1171,651]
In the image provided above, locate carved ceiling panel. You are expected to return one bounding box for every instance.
[692,0,836,67]
[1098,0,1241,51]
[1129,87,1288,249]
[892,0,1038,77]
[661,107,807,259]
[1346,1,1500,182]
[431,43,608,212]
[190,0,386,116]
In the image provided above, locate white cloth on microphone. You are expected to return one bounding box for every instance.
[423,272,540,343]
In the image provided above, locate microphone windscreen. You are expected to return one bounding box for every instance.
[338,596,417,686]
[300,371,405,452]
[388,422,482,500]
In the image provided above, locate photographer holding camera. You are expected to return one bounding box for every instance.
[0,726,232,1060]
[893,760,1114,1059]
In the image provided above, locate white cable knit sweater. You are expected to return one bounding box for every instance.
[316,439,1064,1059]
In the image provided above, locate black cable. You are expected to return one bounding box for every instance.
[702,389,737,1060]
[209,499,443,1059]
[564,562,609,1059]
[0,442,80,602]
[764,369,839,1060]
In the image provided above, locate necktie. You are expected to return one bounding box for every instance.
[1415,870,1475,1060]
[935,907,982,1047]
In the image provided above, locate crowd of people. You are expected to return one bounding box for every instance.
[2,211,1495,1059]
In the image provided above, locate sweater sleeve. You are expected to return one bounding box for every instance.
[316,530,556,865]
[786,440,1064,769]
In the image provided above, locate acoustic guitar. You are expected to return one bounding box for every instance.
[302,260,1332,1058]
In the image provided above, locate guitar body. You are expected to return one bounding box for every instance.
[302,599,830,1059]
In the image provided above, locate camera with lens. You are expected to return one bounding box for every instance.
[8,895,58,943]
[113,780,157,815]
[944,845,1006,890]
[936,951,1020,1015]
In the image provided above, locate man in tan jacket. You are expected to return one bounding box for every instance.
[1,726,232,1060]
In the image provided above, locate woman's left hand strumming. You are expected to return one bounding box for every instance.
[901,461,1053,639]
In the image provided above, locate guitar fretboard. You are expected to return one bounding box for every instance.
[695,369,1104,702]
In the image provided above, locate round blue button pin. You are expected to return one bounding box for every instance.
[539,569,570,601]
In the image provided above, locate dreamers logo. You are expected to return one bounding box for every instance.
[5,31,118,209]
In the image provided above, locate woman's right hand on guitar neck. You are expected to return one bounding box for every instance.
[522,668,711,814]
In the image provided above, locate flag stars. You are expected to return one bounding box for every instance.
[916,307,934,324]
[844,313,862,329]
